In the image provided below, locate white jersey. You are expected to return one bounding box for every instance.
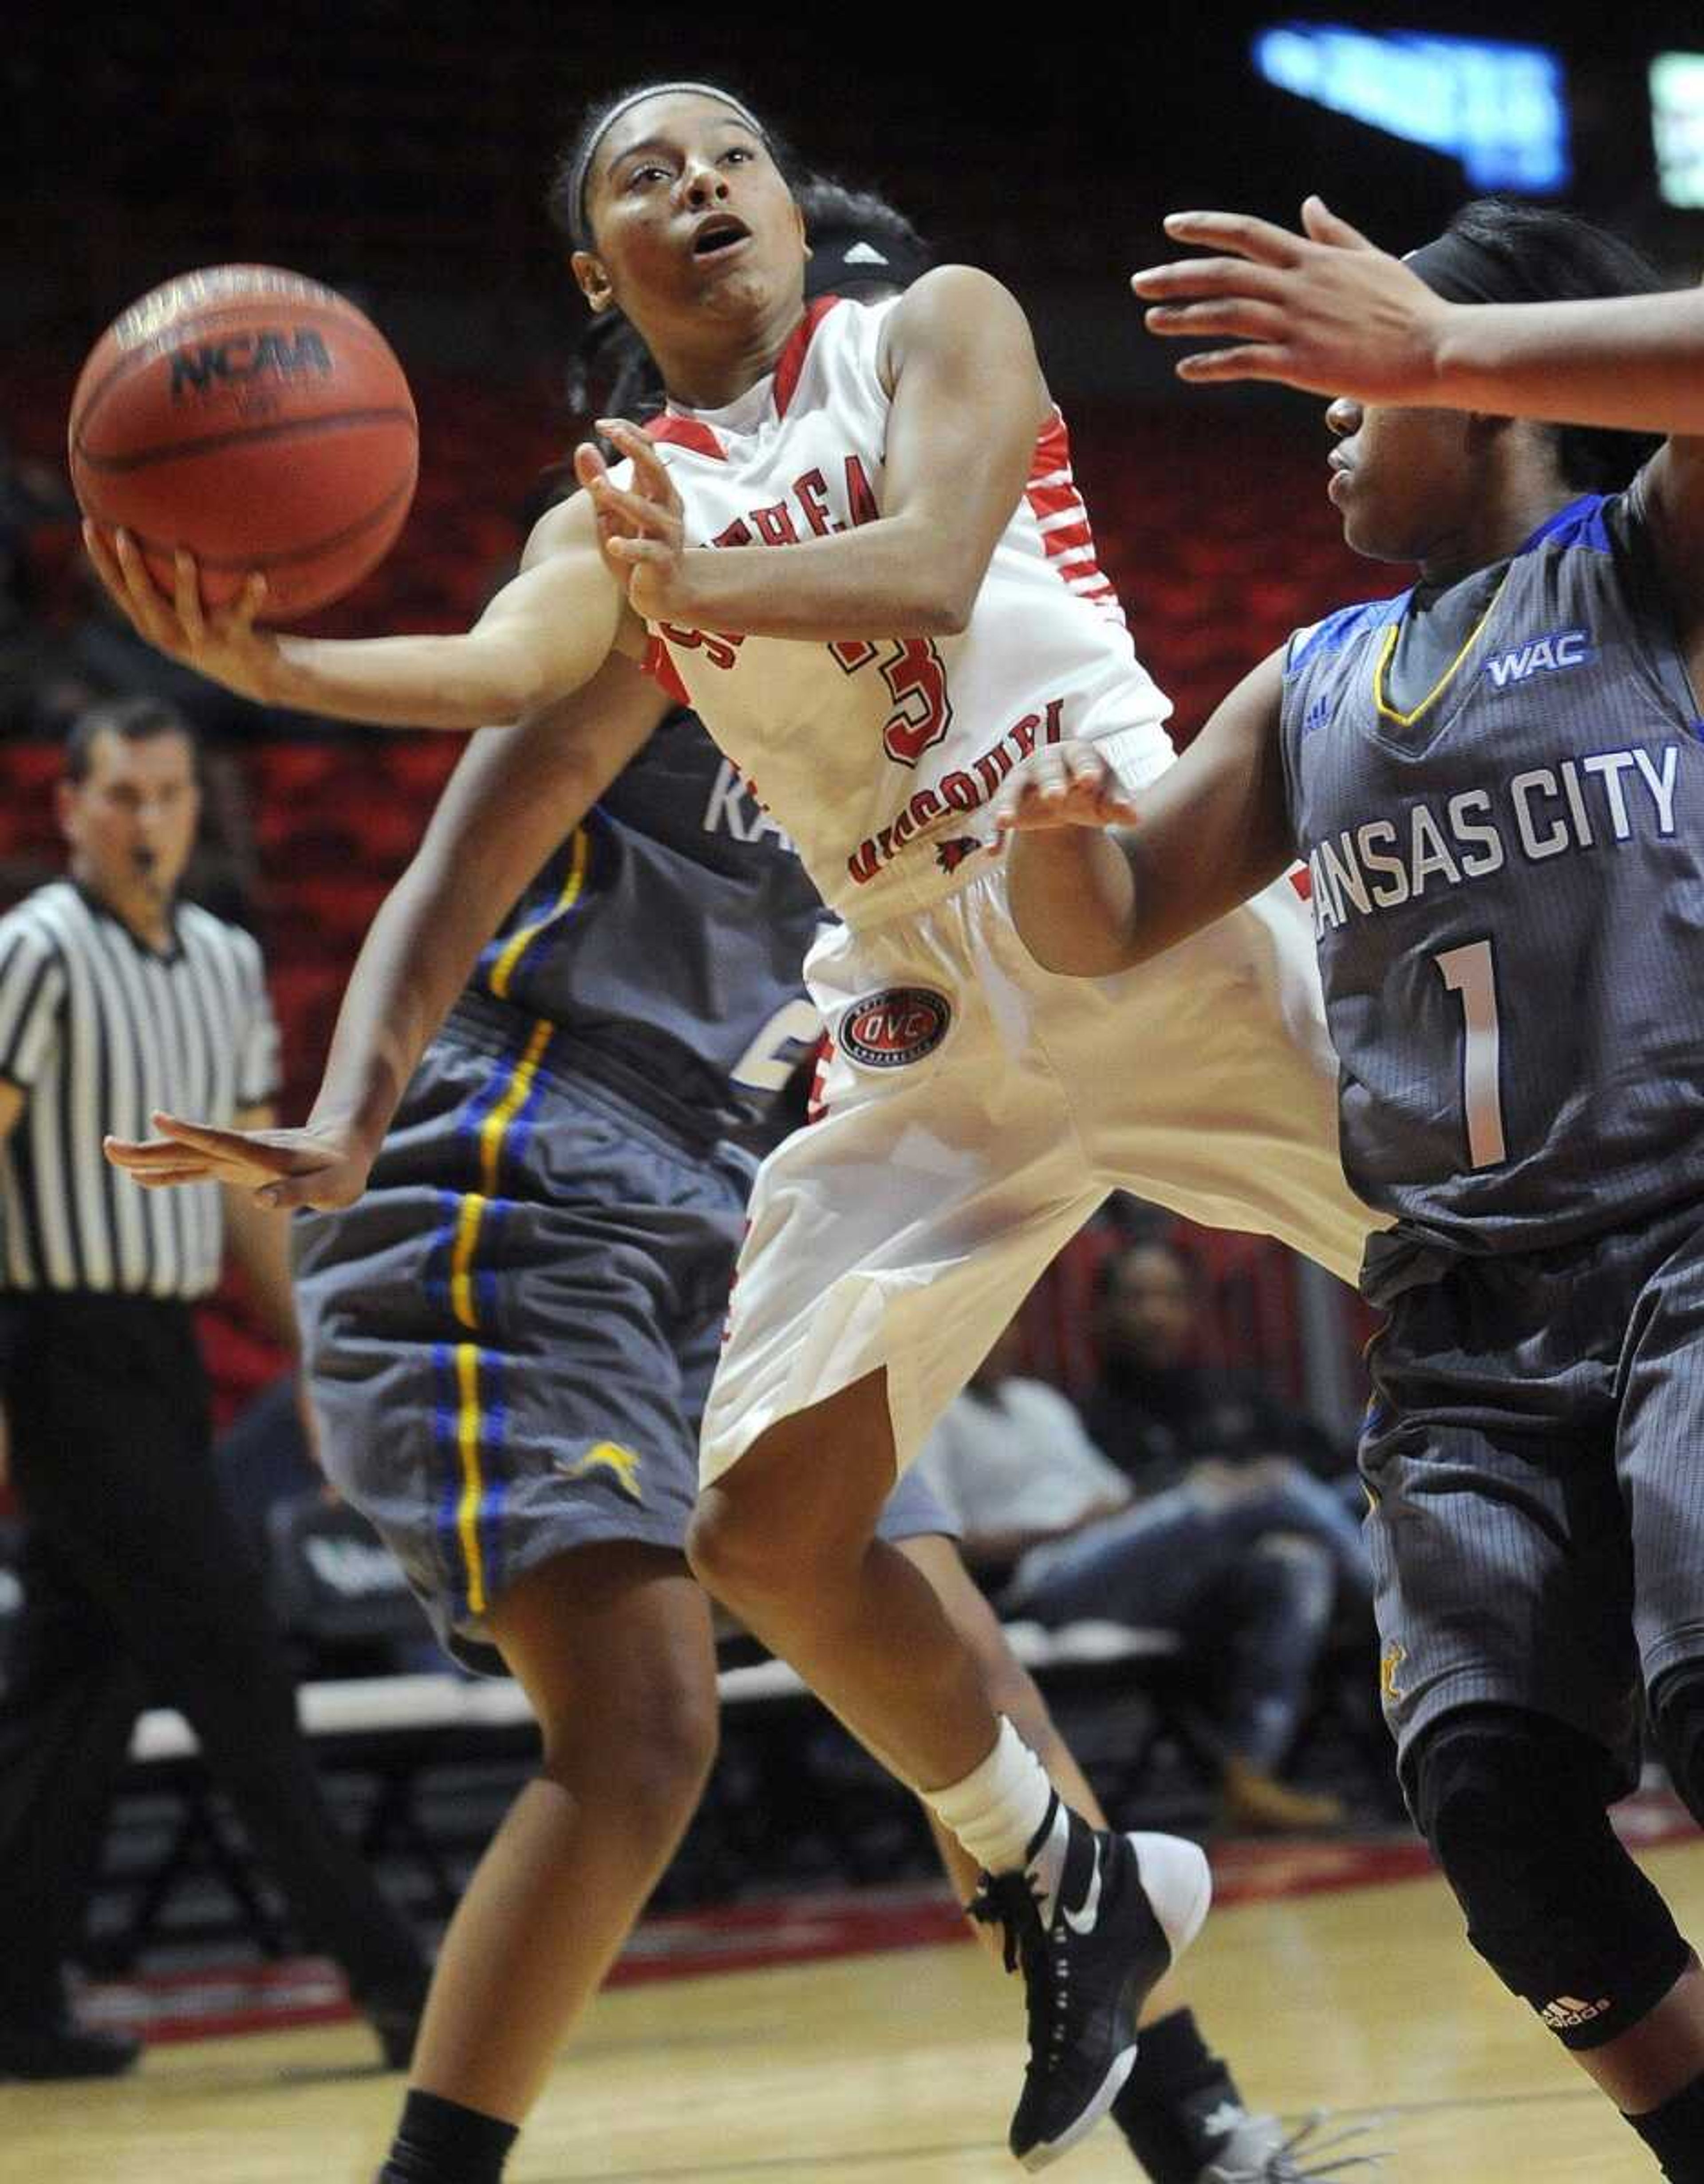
[632,294,1175,928]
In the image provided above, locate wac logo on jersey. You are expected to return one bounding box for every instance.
[168,329,334,399]
[1483,626,1594,691]
[838,987,951,1069]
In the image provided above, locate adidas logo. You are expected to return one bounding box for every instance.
[843,241,890,266]
[1539,1993,1611,2031]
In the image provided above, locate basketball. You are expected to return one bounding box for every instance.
[68,265,418,622]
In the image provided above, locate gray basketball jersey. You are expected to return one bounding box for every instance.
[1279,484,1704,1276]
[465,710,825,1129]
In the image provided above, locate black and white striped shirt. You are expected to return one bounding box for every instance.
[0,882,280,1299]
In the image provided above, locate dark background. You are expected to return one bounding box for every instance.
[7,1,1703,405]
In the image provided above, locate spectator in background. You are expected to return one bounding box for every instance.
[917,1316,1354,1833]
[0,698,427,2080]
[1087,1236,1371,1542]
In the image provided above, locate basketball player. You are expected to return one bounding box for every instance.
[997,195,1704,2180]
[88,83,1377,2168]
[108,184,1349,2184]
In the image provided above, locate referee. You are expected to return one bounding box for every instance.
[0,698,426,2079]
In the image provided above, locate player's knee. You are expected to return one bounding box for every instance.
[1411,1705,1688,2048]
[539,1674,719,1842]
[1649,1660,1704,1825]
[685,1487,769,1610]
[688,1458,854,1617]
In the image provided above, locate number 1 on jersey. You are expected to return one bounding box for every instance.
[1433,939,1507,1169]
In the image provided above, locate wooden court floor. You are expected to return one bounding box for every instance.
[18,1835,1704,2183]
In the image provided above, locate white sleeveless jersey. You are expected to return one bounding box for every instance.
[630,294,1174,927]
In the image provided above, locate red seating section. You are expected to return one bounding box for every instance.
[2,375,1373,1424]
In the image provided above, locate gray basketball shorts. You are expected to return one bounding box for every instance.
[293,1021,955,1674]
[1361,1195,1704,1792]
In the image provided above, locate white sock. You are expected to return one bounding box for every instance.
[925,1716,1057,1877]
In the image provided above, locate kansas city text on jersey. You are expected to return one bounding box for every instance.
[1307,741,1680,938]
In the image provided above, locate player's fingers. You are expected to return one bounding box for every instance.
[572,441,609,492]
[227,572,268,634]
[597,420,679,508]
[1002,749,1087,826]
[82,521,128,605]
[1024,753,1075,802]
[104,1133,203,1169]
[148,1111,295,1168]
[1301,193,1375,251]
[127,1159,219,1188]
[604,535,675,566]
[113,529,176,644]
[1144,299,1287,342]
[993,784,1050,831]
[174,550,206,649]
[1174,343,1294,386]
[587,473,682,540]
[1159,210,1305,265]
[1130,256,1287,303]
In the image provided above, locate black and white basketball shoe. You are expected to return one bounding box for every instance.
[970,1795,1211,2170]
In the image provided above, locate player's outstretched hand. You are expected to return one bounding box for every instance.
[103,1112,374,1212]
[83,523,280,700]
[1130,195,1451,402]
[573,419,692,622]
[993,740,1141,836]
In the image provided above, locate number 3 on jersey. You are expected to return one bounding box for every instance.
[1433,939,1507,1169]
[830,638,953,768]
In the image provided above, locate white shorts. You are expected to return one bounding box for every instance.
[699,859,1376,1486]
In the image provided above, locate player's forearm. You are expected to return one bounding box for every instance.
[672,514,983,641]
[1006,827,1144,977]
[265,629,548,730]
[304,858,502,1154]
[221,1187,300,1354]
[1430,288,1704,440]
[305,672,663,1153]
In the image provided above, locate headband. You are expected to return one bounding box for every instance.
[1403,230,1520,307]
[571,83,766,244]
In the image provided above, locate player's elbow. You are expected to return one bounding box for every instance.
[899,582,975,638]
[458,629,558,728]
[924,592,975,637]
[877,583,972,637]
[883,519,982,636]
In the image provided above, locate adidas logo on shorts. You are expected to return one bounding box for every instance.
[1539,1993,1612,2031]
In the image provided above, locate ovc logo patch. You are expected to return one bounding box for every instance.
[837,987,952,1069]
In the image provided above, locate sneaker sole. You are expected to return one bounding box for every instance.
[1127,1832,1212,1966]
[1017,2040,1138,2172]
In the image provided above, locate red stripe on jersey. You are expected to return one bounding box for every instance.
[1026,482,1083,523]
[1024,409,1119,612]
[648,413,726,460]
[774,296,844,418]
[1289,864,1312,901]
[642,636,692,705]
